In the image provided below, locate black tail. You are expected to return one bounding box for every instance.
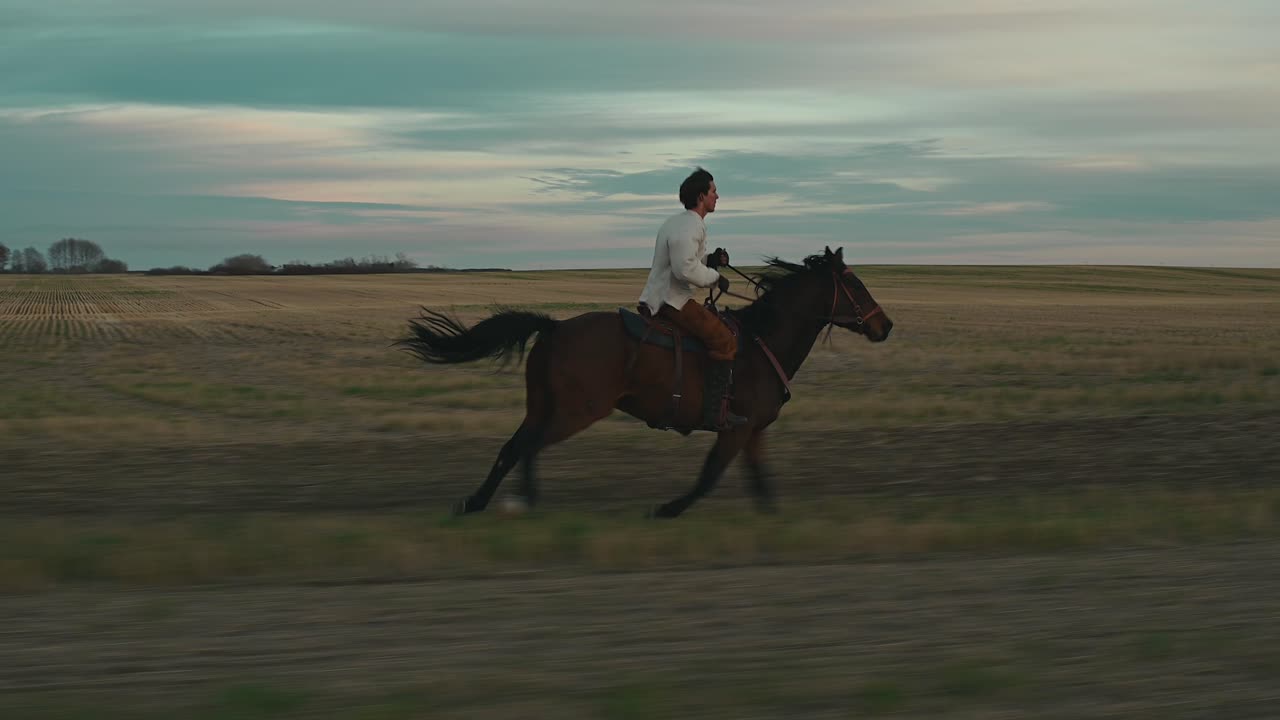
[396,307,558,366]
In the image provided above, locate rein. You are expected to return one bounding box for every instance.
[710,262,883,331]
[706,263,763,304]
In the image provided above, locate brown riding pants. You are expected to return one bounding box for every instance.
[657,299,736,361]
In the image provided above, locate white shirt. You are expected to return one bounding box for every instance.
[638,209,722,311]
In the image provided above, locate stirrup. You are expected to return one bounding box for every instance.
[718,406,749,429]
[702,361,747,430]
[702,404,747,431]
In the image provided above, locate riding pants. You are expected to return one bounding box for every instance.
[657,299,736,361]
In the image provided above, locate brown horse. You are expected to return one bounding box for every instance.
[397,246,893,518]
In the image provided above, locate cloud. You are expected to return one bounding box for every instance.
[896,220,1280,267]
[5,100,1279,269]
[1,20,805,112]
[531,144,1280,225]
[929,202,1057,217]
[1,0,1277,268]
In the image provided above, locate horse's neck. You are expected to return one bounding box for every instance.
[757,284,827,379]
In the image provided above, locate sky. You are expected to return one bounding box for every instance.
[2,0,1278,270]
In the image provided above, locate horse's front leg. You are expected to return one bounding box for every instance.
[649,426,752,519]
[744,427,778,514]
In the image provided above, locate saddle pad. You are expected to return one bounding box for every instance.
[617,307,707,352]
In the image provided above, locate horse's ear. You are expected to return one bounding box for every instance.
[835,246,844,260]
[824,245,832,257]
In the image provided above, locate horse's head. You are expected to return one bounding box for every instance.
[820,246,893,343]
[734,247,893,345]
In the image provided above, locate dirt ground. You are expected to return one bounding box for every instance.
[4,543,1280,718]
[3,409,1275,515]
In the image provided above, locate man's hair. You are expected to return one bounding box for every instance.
[679,167,714,209]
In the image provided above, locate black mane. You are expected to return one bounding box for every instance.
[727,253,838,334]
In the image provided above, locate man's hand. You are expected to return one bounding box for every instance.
[706,247,730,268]
[717,275,730,293]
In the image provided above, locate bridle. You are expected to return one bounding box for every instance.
[825,266,885,339]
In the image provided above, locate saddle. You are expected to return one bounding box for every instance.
[617,305,740,354]
[618,304,741,432]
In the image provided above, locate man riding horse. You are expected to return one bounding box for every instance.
[637,167,747,431]
[398,181,895,517]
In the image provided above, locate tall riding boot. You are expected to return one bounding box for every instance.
[703,360,748,431]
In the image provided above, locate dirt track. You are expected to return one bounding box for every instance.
[3,410,1276,515]
[4,543,1280,717]
[5,409,1278,716]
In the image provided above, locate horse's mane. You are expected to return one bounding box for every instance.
[727,253,837,334]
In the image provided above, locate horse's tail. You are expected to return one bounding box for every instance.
[396,307,558,366]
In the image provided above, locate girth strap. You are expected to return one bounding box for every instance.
[668,326,684,425]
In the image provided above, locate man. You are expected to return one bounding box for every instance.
[638,167,748,431]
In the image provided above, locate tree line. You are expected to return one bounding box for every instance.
[146,252,509,275]
[0,242,510,275]
[0,239,127,274]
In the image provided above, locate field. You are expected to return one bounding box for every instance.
[2,266,1279,718]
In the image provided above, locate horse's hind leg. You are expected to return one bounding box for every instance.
[500,340,556,512]
[463,314,623,514]
[507,397,610,511]
[509,423,546,509]
[455,422,535,515]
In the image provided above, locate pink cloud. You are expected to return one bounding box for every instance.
[931,201,1057,216]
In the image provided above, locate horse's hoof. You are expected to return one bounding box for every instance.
[499,495,530,516]
[452,498,471,516]
[646,504,676,520]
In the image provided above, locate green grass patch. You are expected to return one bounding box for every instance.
[338,380,498,400]
[855,679,909,714]
[598,680,677,720]
[103,380,317,418]
[204,683,309,718]
[2,487,1278,591]
[0,383,108,419]
[935,660,1026,698]
[1132,632,1179,662]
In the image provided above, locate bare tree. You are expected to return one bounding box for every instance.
[0,243,9,272]
[48,238,105,273]
[394,252,418,270]
[16,247,47,273]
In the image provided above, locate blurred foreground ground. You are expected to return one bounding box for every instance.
[4,544,1279,718]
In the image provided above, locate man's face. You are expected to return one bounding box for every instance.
[700,181,719,214]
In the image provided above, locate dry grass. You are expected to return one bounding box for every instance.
[1,266,1277,449]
